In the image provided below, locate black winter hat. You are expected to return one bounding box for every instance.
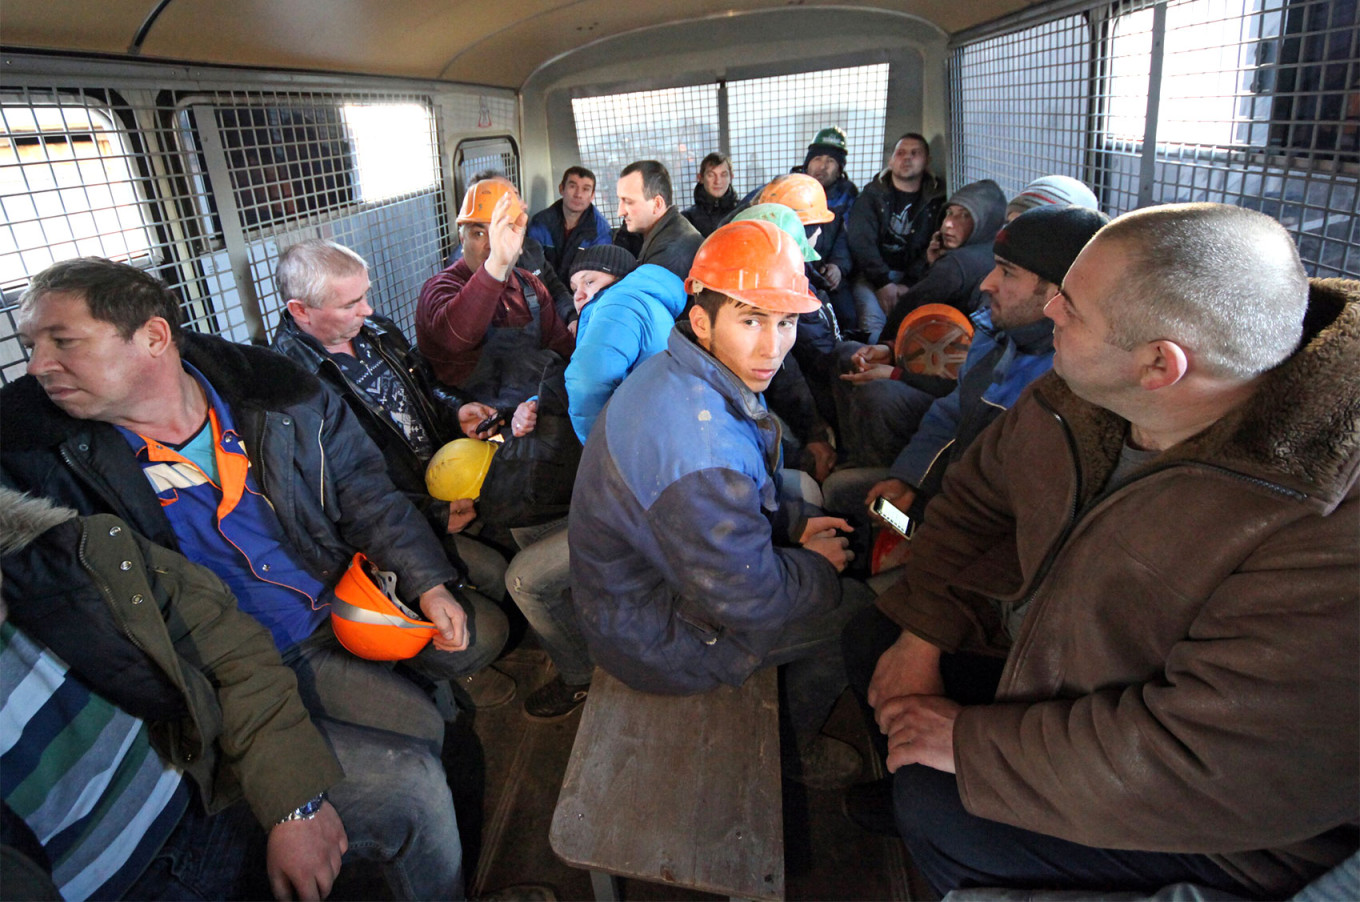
[569,243,638,279]
[803,126,848,174]
[992,205,1111,286]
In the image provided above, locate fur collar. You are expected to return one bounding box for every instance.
[1037,278,1360,511]
[0,487,76,556]
[1,331,321,453]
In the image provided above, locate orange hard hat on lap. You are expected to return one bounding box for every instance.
[330,552,439,661]
[685,220,820,314]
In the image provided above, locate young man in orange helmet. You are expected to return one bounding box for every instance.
[569,220,874,787]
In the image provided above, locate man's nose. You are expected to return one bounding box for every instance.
[26,344,57,376]
[1043,294,1064,322]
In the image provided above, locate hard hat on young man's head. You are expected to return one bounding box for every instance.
[331,553,438,661]
[756,173,834,225]
[426,438,497,501]
[734,204,820,263]
[457,177,528,226]
[685,220,820,315]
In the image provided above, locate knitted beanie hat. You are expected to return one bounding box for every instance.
[569,243,638,279]
[803,126,849,173]
[1006,175,1100,219]
[992,205,1111,286]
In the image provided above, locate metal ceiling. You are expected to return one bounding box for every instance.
[1,0,1039,88]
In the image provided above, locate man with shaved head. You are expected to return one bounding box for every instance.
[859,203,1358,898]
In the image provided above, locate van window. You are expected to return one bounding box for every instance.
[571,63,890,223]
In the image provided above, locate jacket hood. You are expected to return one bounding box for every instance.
[0,487,76,557]
[946,179,1008,248]
[601,263,687,318]
[1038,278,1360,512]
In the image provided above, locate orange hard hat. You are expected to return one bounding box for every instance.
[457,177,527,226]
[894,304,975,379]
[685,220,820,314]
[330,553,438,661]
[756,173,834,225]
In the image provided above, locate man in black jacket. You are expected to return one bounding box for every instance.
[612,160,704,281]
[847,133,947,343]
[271,240,510,609]
[3,257,508,743]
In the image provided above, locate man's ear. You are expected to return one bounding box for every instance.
[140,316,174,358]
[689,304,712,346]
[1138,339,1190,391]
[286,297,311,326]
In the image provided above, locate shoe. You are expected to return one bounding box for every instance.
[523,675,590,721]
[457,666,516,709]
[785,733,863,790]
[842,775,898,836]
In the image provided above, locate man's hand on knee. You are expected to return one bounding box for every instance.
[420,585,470,652]
[868,629,944,709]
[881,695,959,774]
[267,800,347,901]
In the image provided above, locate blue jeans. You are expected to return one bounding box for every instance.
[505,518,594,685]
[895,765,1250,899]
[851,270,904,344]
[284,588,508,745]
[124,719,464,900]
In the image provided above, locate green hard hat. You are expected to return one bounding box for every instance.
[810,126,848,151]
[734,204,821,263]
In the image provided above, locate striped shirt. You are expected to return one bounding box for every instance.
[1,623,188,900]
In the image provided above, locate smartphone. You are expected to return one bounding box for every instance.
[475,410,504,436]
[871,495,913,538]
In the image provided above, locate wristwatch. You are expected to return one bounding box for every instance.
[276,792,327,825]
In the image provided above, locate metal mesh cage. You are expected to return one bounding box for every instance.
[1,78,465,383]
[950,0,1358,279]
[572,84,720,227]
[571,63,892,225]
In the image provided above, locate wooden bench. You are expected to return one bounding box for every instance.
[549,666,784,901]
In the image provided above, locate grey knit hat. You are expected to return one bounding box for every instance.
[1006,175,1100,219]
[569,244,638,279]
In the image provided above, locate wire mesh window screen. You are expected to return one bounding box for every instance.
[725,64,890,198]
[950,16,1094,201]
[952,0,1358,279]
[0,84,449,383]
[572,84,720,226]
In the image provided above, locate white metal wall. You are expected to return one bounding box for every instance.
[0,55,518,384]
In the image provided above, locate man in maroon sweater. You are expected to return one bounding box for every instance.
[417,178,575,401]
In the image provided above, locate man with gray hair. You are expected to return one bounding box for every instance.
[861,203,1358,898]
[271,238,515,706]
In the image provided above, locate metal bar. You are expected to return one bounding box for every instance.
[191,105,267,343]
[1138,2,1168,209]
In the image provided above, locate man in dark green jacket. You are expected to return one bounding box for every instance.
[0,487,464,900]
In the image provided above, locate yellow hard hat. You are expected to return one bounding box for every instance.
[426,438,497,501]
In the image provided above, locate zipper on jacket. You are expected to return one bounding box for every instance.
[1008,393,1312,657]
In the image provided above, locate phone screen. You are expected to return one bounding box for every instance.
[872,496,913,537]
